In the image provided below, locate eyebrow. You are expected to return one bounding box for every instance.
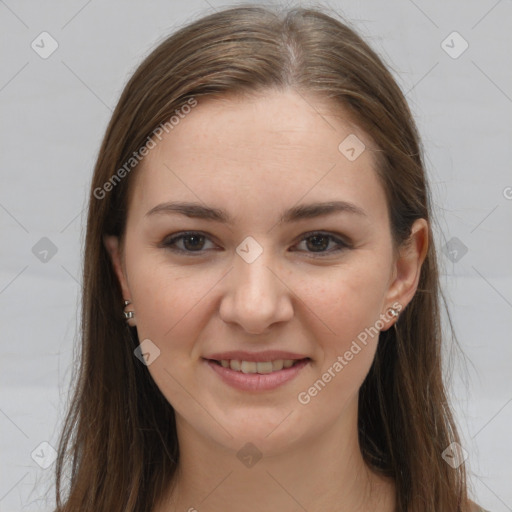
[145,200,367,224]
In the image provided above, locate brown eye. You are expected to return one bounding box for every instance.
[162,232,216,254]
[305,234,330,252]
[294,232,350,255]
[181,234,206,251]
[161,231,350,257]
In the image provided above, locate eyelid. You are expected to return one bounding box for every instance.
[291,231,351,256]
[161,231,217,255]
[294,230,352,248]
[161,230,351,256]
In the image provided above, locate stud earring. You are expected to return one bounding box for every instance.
[387,306,400,333]
[388,307,400,320]
[123,299,135,321]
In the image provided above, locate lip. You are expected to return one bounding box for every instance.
[203,350,308,362]
[204,357,310,391]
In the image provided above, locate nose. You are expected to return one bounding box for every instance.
[219,250,294,335]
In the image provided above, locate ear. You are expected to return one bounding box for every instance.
[104,235,136,326]
[382,218,429,330]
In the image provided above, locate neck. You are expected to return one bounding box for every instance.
[155,398,395,512]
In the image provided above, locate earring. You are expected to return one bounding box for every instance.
[388,306,400,332]
[388,307,400,320]
[123,299,135,321]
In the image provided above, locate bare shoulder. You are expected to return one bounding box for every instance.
[469,500,490,512]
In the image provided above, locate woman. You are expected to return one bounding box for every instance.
[54,5,487,511]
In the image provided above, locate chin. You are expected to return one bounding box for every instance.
[212,409,309,453]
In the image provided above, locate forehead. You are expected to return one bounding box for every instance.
[146,90,369,161]
[127,90,387,226]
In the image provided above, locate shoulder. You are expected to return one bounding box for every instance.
[469,500,490,512]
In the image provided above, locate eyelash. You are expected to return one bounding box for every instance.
[160,231,351,257]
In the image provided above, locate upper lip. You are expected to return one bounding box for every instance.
[204,350,310,362]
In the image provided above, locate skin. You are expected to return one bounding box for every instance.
[105,89,428,512]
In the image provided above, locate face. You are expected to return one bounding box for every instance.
[105,90,427,455]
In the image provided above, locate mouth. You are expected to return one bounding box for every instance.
[206,357,311,374]
[203,356,311,392]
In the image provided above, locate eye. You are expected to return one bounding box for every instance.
[160,231,351,256]
[293,232,351,256]
[161,231,217,254]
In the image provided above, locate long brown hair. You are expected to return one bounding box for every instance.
[54,4,471,511]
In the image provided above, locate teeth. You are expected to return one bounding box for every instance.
[240,361,257,373]
[219,359,302,374]
[272,359,284,371]
[255,361,273,374]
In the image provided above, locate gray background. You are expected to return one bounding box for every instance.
[0,0,511,510]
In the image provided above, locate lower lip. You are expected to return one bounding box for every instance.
[204,358,310,391]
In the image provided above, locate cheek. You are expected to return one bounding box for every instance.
[299,262,389,349]
[294,269,386,414]
[129,264,216,346]
[126,263,217,411]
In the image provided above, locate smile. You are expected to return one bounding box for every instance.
[204,357,311,391]
[211,358,307,374]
